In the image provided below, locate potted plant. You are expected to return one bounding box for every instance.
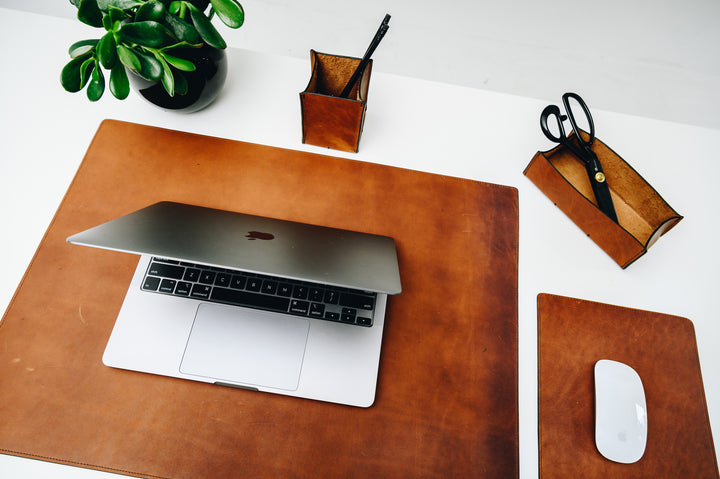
[61,0,244,111]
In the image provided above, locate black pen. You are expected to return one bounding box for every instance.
[340,14,391,98]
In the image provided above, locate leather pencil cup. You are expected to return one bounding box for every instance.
[300,50,372,153]
[524,136,683,268]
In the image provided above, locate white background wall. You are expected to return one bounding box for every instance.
[2,0,719,129]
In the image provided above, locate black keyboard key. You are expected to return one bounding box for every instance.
[277,283,292,297]
[154,258,179,264]
[142,276,161,291]
[159,279,176,294]
[339,292,375,310]
[183,268,200,282]
[215,273,231,287]
[289,300,309,315]
[262,280,278,295]
[211,287,290,312]
[148,262,184,280]
[325,312,340,321]
[191,284,212,299]
[341,307,356,323]
[292,285,308,299]
[324,289,339,304]
[309,287,324,302]
[199,270,216,284]
[309,303,325,318]
[356,316,372,326]
[230,275,247,289]
[246,278,262,292]
[175,281,192,296]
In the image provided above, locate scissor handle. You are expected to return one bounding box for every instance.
[562,92,595,146]
[540,104,567,144]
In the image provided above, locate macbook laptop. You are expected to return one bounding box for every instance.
[67,202,401,407]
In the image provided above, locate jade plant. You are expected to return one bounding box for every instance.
[61,0,244,101]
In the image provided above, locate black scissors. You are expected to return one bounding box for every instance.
[540,93,618,224]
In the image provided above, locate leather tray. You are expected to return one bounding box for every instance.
[538,293,718,478]
[0,120,519,478]
[524,136,682,268]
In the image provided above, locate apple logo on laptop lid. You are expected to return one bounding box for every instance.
[246,231,274,241]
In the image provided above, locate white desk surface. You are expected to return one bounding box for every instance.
[1,6,718,478]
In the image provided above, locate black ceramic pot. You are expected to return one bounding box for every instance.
[128,44,227,113]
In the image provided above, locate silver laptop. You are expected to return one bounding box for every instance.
[67,202,401,407]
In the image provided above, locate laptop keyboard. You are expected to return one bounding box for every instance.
[141,257,377,327]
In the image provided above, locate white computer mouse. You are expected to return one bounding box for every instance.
[594,359,648,464]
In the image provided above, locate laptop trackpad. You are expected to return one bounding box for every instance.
[180,303,310,391]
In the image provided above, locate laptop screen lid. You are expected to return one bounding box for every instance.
[67,201,401,295]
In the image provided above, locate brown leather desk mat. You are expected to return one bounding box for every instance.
[538,293,719,478]
[0,120,519,478]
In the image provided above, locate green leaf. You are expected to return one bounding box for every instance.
[136,0,167,22]
[161,52,196,71]
[159,57,175,96]
[168,1,182,16]
[60,51,93,92]
[79,56,96,88]
[68,39,99,58]
[117,44,142,71]
[109,63,130,99]
[187,3,226,49]
[108,6,128,23]
[78,0,104,27]
[173,71,188,95]
[119,20,176,48]
[209,0,243,28]
[97,0,143,11]
[162,10,201,43]
[87,62,105,101]
[102,12,112,30]
[97,32,118,68]
[160,40,203,52]
[134,50,164,81]
[103,7,128,30]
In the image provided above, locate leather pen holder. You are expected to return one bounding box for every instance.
[300,50,372,153]
[524,135,683,268]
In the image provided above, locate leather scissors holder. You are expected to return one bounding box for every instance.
[300,50,372,153]
[524,134,683,268]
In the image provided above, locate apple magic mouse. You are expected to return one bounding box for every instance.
[594,359,647,464]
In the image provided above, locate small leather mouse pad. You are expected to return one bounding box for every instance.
[537,293,719,478]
